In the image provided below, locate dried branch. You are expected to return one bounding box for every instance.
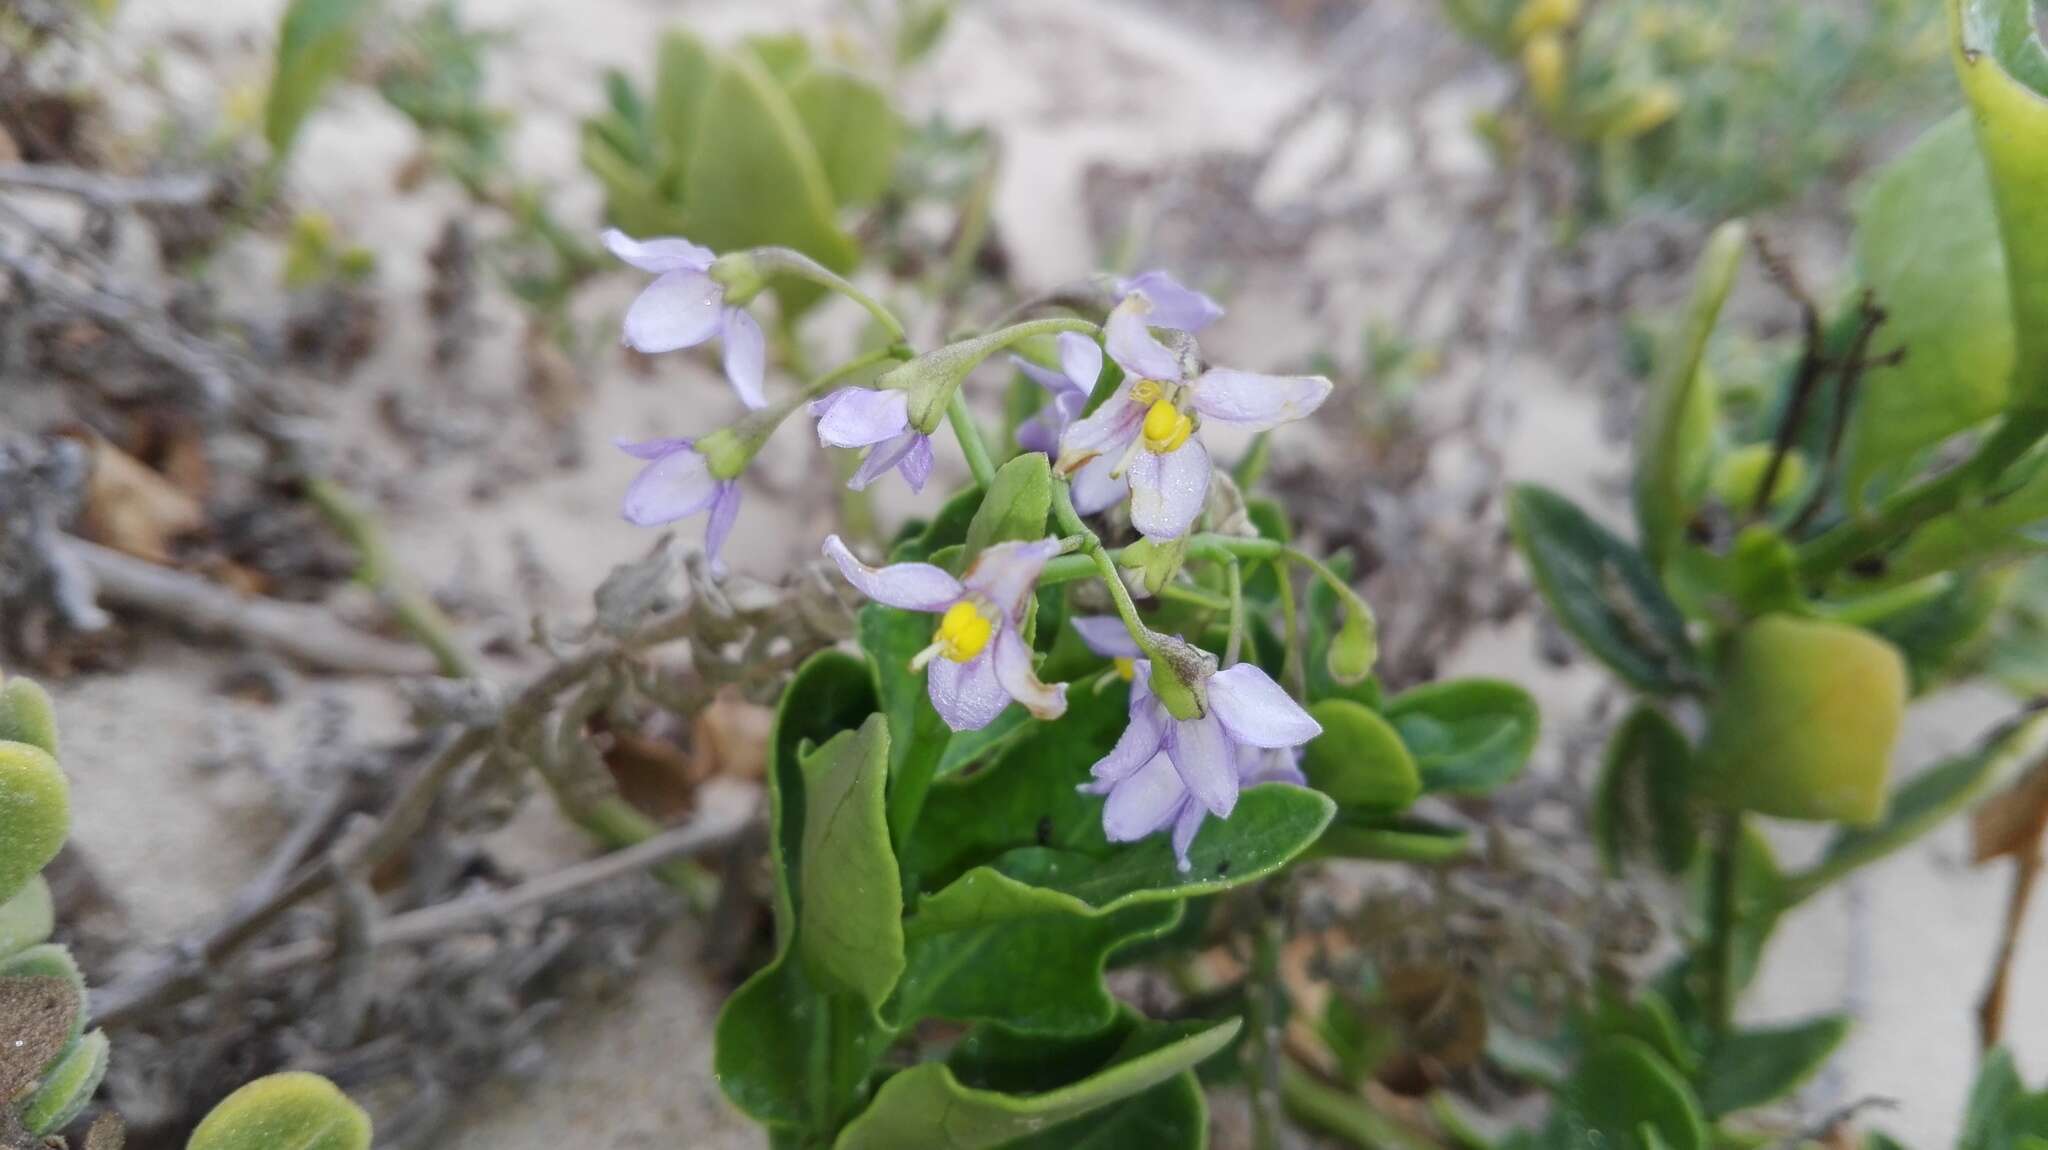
[0,164,217,207]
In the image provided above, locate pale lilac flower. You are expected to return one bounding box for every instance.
[823,535,1068,732]
[1072,616,1319,871]
[1011,332,1099,456]
[809,387,933,493]
[1055,296,1333,540]
[604,229,767,410]
[1115,270,1224,333]
[616,438,743,577]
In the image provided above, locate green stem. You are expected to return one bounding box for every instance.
[1158,583,1231,613]
[1245,884,1288,1150]
[1052,479,1150,649]
[902,318,1101,432]
[948,390,997,487]
[1278,1061,1438,1150]
[747,246,907,342]
[303,478,475,677]
[1037,533,1285,586]
[1276,561,1306,699]
[1702,810,1744,1037]
[1224,560,1246,667]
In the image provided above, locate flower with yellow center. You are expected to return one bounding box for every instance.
[914,600,998,669]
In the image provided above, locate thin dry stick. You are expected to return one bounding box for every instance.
[65,535,440,676]
[1979,842,2044,1050]
[0,164,216,207]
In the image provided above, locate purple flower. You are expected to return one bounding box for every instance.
[1072,616,1319,871]
[810,387,934,493]
[1011,332,1099,456]
[1115,270,1224,333]
[604,229,767,410]
[823,535,1069,732]
[1055,296,1333,540]
[616,437,743,577]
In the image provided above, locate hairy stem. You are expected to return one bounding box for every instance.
[303,477,476,677]
[948,389,997,487]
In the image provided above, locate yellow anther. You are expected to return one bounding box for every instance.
[1140,399,1194,454]
[933,600,996,663]
[1112,657,1137,682]
[1130,379,1166,406]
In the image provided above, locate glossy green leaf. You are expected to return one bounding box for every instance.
[264,0,373,157]
[1302,699,1421,809]
[832,1016,1239,1150]
[1588,986,1695,1075]
[0,677,58,756]
[789,68,903,207]
[1594,705,1696,876]
[0,741,68,911]
[1635,220,1744,570]
[1849,113,2013,492]
[1382,678,1538,794]
[187,1072,372,1150]
[962,452,1052,563]
[684,49,857,309]
[1547,1037,1708,1150]
[23,1028,108,1135]
[1001,1072,1205,1150]
[1510,484,1702,694]
[1310,812,1472,863]
[0,876,53,960]
[798,717,904,1011]
[1695,1015,1849,1118]
[1952,0,2048,407]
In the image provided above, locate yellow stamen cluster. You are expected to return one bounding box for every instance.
[1130,379,1166,406]
[1112,657,1137,682]
[932,600,995,663]
[1140,399,1195,455]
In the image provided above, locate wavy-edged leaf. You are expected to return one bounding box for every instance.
[1383,678,1538,794]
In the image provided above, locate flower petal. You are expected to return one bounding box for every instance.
[1104,297,1183,381]
[602,228,714,273]
[993,627,1067,720]
[898,434,934,492]
[1067,453,1130,515]
[623,269,723,353]
[1128,439,1211,540]
[1209,663,1322,748]
[1189,369,1334,431]
[821,534,963,611]
[963,537,1062,616]
[703,481,742,578]
[621,444,719,525]
[1057,332,1104,391]
[929,650,1010,732]
[614,435,694,460]
[1121,270,1224,333]
[814,387,911,448]
[1239,744,1308,787]
[848,430,918,490]
[1168,711,1238,818]
[1170,799,1207,872]
[1013,356,1076,397]
[721,308,767,409]
[1015,409,1062,456]
[1090,690,1167,784]
[1100,752,1190,842]
[1055,381,1143,472]
[1072,615,1144,660]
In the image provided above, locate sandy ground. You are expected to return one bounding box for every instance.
[29,0,2048,1145]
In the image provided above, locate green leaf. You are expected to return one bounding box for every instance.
[1001,1072,1206,1150]
[187,1072,371,1150]
[683,48,858,310]
[0,877,53,960]
[1695,1015,1849,1118]
[1952,0,2048,407]
[1588,986,1695,1075]
[963,452,1052,563]
[789,68,903,207]
[649,31,717,192]
[1510,484,1702,694]
[1547,1037,1709,1150]
[798,717,905,1011]
[1635,220,1745,570]
[891,484,984,563]
[1594,705,1697,876]
[1310,812,1472,863]
[0,677,58,757]
[1849,113,2014,492]
[857,603,955,845]
[769,650,882,939]
[1303,699,1421,809]
[0,742,68,909]
[742,33,813,84]
[832,1016,1239,1150]
[1962,1048,2026,1150]
[23,1028,108,1135]
[1382,678,1538,794]
[265,0,374,158]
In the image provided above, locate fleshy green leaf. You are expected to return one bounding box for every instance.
[0,677,59,756]
[23,1028,109,1136]
[962,452,1052,563]
[0,876,54,960]
[798,717,904,1011]
[1593,705,1697,876]
[649,31,717,192]
[0,740,68,914]
[1634,220,1744,570]
[1510,484,1702,694]
[1382,678,1538,794]
[186,1072,372,1150]
[789,68,903,208]
[1849,113,2013,493]
[1962,1048,2026,1150]
[1546,1037,1709,1150]
[832,1016,1239,1150]
[264,0,374,158]
[1695,1015,1849,1118]
[1303,699,1421,809]
[1310,812,1472,863]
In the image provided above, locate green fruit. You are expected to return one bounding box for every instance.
[1695,616,1906,825]
[188,1073,372,1150]
[0,741,69,906]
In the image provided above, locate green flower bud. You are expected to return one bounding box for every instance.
[696,427,753,481]
[708,251,767,306]
[1116,535,1191,597]
[1328,598,1379,685]
[1142,632,1216,722]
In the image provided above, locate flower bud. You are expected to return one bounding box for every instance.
[708,251,766,305]
[1511,0,1582,43]
[1116,535,1191,597]
[1328,600,1379,685]
[1142,632,1216,722]
[1523,33,1569,119]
